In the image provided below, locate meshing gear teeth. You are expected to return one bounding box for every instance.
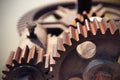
[18,1,119,36]
[50,18,120,80]
[2,46,50,80]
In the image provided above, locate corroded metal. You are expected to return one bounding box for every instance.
[50,18,120,80]
[2,0,120,80]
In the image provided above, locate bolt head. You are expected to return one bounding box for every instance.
[76,41,96,59]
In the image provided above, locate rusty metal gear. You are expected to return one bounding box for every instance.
[2,1,120,80]
[2,46,50,80]
[17,1,120,36]
[50,18,120,80]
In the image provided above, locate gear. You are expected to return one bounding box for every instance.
[2,1,120,80]
[17,1,120,36]
[50,18,120,80]
[2,46,50,80]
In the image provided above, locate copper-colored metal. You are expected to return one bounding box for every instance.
[27,46,36,63]
[2,1,120,80]
[2,46,50,80]
[51,18,120,80]
[57,38,65,51]
[63,32,72,46]
[36,48,43,64]
[13,47,22,62]
[70,27,79,41]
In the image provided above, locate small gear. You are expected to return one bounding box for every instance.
[2,46,50,80]
[50,18,120,80]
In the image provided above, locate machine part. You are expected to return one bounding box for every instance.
[2,1,120,80]
[83,59,120,80]
[2,46,50,80]
[17,1,120,36]
[19,22,47,50]
[17,1,75,36]
[50,18,120,80]
[76,41,96,59]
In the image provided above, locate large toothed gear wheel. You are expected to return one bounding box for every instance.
[2,46,50,80]
[50,18,120,80]
[17,0,120,36]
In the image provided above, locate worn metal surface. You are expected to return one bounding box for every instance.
[2,0,120,80]
[50,18,120,80]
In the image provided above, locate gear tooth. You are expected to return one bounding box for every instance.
[46,34,58,64]
[62,32,72,51]
[100,18,108,34]
[23,46,29,60]
[49,56,56,67]
[53,44,60,57]
[90,18,98,35]
[85,19,90,31]
[99,18,111,36]
[48,46,56,66]
[76,21,82,34]
[80,24,88,38]
[57,38,65,51]
[13,47,22,63]
[27,46,35,63]
[69,27,79,41]
[29,47,43,65]
[84,19,94,36]
[76,14,88,38]
[108,19,118,35]
[63,32,72,46]
[76,22,87,39]
[52,44,60,63]
[36,48,43,64]
[32,48,39,64]
[20,46,29,63]
[45,54,50,68]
